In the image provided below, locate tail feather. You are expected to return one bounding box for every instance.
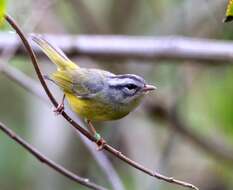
[43,72,73,93]
[31,34,78,70]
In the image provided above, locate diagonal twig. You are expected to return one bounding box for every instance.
[0,63,125,190]
[0,122,107,190]
[4,14,198,190]
[0,6,124,190]
[3,34,233,168]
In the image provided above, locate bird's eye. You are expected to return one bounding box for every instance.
[125,84,137,90]
[122,84,138,95]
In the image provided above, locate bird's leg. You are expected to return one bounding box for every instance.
[87,120,106,150]
[53,94,65,115]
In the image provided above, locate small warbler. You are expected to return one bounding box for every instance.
[32,35,156,144]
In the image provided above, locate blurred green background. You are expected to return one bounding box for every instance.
[1,0,233,190]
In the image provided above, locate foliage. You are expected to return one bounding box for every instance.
[224,0,233,22]
[0,0,6,25]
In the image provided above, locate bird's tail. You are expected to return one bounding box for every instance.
[31,34,78,70]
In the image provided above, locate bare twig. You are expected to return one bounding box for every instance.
[1,6,124,190]
[1,33,233,63]
[0,64,125,190]
[2,15,124,190]
[0,122,107,190]
[4,14,198,190]
[4,61,233,183]
[75,132,125,190]
[7,56,233,188]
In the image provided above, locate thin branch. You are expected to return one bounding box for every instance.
[6,57,233,187]
[0,122,107,190]
[103,144,198,189]
[0,7,123,190]
[1,32,233,63]
[0,64,125,190]
[5,61,233,185]
[75,131,125,190]
[4,14,198,190]
[1,20,124,190]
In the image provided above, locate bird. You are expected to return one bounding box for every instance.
[31,34,157,147]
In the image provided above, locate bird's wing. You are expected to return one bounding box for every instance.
[51,68,110,99]
[71,68,111,99]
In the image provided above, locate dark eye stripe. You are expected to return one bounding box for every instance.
[109,84,140,97]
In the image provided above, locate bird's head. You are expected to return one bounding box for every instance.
[106,74,156,106]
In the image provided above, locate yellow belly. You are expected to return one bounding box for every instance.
[65,93,130,121]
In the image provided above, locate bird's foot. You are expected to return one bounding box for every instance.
[95,133,106,151]
[53,103,64,115]
[53,94,65,115]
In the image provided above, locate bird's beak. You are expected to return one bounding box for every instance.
[143,84,157,92]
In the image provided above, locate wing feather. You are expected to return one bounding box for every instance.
[50,68,108,99]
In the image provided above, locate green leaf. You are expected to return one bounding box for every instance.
[0,0,6,26]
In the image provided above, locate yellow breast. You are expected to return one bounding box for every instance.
[65,93,130,121]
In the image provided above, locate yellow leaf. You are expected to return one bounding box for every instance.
[0,0,6,26]
[224,0,233,22]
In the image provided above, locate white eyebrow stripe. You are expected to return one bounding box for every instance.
[110,74,145,83]
[108,78,141,86]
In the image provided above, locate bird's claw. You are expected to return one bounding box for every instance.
[96,138,106,151]
[53,103,64,115]
[94,133,106,150]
